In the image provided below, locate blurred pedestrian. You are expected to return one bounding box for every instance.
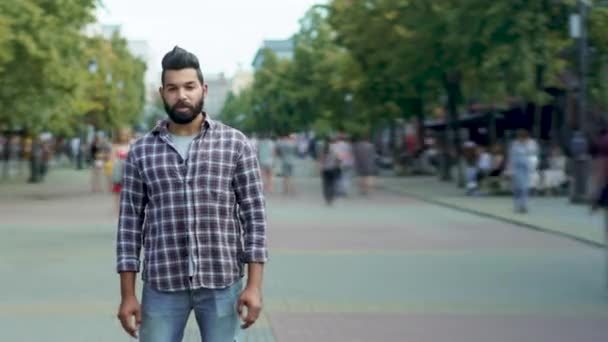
[477,146,492,179]
[297,133,309,159]
[509,129,533,213]
[319,136,342,205]
[90,135,106,193]
[257,134,276,194]
[463,141,478,195]
[489,144,506,177]
[276,134,297,195]
[116,47,267,341]
[542,145,567,195]
[110,128,131,213]
[353,135,377,196]
[334,133,354,196]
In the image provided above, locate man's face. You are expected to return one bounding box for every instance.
[160,69,207,125]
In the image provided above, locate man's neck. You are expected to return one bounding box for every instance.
[168,113,205,136]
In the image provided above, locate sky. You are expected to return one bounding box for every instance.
[96,0,324,79]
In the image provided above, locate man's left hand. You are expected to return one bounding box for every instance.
[237,286,263,329]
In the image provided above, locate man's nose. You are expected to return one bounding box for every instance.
[177,88,188,100]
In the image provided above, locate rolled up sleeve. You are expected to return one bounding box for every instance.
[116,150,148,273]
[233,139,268,263]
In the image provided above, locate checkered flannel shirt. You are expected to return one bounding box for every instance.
[116,117,268,291]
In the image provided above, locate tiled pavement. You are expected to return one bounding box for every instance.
[1,169,607,341]
[381,176,608,247]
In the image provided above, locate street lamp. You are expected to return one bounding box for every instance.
[569,1,590,203]
[570,0,608,289]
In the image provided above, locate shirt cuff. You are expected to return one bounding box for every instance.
[116,259,140,273]
[242,248,268,263]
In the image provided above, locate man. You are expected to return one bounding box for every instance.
[116,46,268,342]
[509,129,533,213]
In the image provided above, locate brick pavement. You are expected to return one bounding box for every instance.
[1,169,608,341]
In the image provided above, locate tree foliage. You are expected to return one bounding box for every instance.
[221,0,608,135]
[0,0,147,136]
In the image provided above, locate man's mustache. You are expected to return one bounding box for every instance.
[173,101,194,109]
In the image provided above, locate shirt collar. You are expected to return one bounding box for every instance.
[152,112,215,137]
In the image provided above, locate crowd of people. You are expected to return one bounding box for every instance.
[0,129,134,213]
[88,128,133,213]
[1,133,60,182]
[9,122,608,215]
[250,132,378,205]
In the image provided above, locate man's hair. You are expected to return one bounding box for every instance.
[161,46,205,85]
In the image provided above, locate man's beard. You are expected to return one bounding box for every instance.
[163,98,204,124]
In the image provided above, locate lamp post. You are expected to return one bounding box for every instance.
[571,0,608,288]
[569,1,590,203]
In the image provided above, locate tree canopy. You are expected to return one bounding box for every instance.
[221,0,608,137]
[0,0,147,136]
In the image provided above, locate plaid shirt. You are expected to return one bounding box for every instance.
[116,117,268,291]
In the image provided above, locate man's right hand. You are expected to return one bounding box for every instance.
[117,296,141,338]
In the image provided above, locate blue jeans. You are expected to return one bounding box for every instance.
[512,168,530,211]
[513,186,529,210]
[139,279,243,342]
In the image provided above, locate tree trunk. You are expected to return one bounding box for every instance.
[488,106,497,146]
[534,64,545,140]
[28,138,43,183]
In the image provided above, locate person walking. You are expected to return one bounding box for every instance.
[334,134,354,196]
[276,134,297,195]
[90,135,105,193]
[257,134,276,194]
[509,129,533,213]
[319,136,342,205]
[116,46,268,342]
[110,128,131,213]
[352,135,377,196]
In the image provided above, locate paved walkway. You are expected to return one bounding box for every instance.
[1,169,608,341]
[381,176,608,247]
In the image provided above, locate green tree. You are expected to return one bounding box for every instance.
[0,0,98,135]
[0,0,147,136]
[220,89,253,131]
[223,6,366,137]
[78,34,147,133]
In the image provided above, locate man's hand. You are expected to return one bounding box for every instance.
[117,296,141,338]
[237,286,262,329]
